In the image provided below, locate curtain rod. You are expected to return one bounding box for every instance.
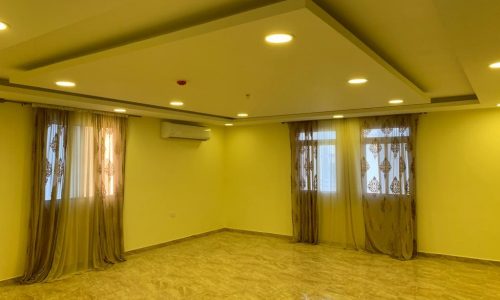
[280,112,427,124]
[0,97,140,118]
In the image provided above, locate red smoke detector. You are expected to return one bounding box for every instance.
[176,80,187,86]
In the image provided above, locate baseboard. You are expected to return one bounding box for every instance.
[0,276,21,287]
[224,228,293,240]
[125,228,227,256]
[418,252,500,266]
[125,228,292,256]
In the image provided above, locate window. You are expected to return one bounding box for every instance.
[298,130,337,193]
[44,124,116,201]
[44,124,65,201]
[362,127,410,195]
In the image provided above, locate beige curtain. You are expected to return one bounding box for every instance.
[289,121,319,244]
[22,109,127,283]
[317,119,365,249]
[360,114,417,260]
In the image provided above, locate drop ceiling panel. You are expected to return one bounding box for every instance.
[433,0,500,106]
[315,0,473,98]
[10,7,429,118]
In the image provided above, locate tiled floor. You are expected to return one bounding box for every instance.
[1,231,499,299]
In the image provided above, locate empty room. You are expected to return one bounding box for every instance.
[1,0,500,299]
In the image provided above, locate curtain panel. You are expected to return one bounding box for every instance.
[288,121,319,244]
[360,114,418,260]
[288,114,418,260]
[317,119,365,249]
[22,108,127,283]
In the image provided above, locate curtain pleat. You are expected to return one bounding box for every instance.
[22,109,127,283]
[289,121,319,244]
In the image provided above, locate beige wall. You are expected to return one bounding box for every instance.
[224,123,292,236]
[416,109,500,261]
[124,117,226,251]
[0,104,32,282]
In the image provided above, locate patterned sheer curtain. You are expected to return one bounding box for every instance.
[22,108,127,283]
[360,114,417,260]
[288,121,319,244]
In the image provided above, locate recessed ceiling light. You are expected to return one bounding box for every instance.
[348,78,368,85]
[224,123,234,127]
[489,62,500,69]
[265,33,293,44]
[204,128,211,132]
[388,99,404,105]
[169,100,184,107]
[114,108,126,113]
[0,22,8,31]
[237,113,248,117]
[496,103,500,107]
[333,115,344,119]
[55,81,75,87]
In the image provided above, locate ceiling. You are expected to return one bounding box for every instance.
[0,0,498,125]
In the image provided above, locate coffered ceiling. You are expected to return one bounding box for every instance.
[0,0,498,124]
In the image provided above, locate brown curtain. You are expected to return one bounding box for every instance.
[360,114,417,260]
[22,109,127,283]
[289,121,319,244]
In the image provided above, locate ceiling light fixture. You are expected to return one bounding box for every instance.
[224,123,234,127]
[237,113,248,117]
[348,78,368,85]
[0,21,8,31]
[169,100,184,106]
[388,99,404,105]
[265,33,293,44]
[496,103,500,107]
[489,62,500,69]
[114,108,127,113]
[333,115,344,119]
[55,81,76,87]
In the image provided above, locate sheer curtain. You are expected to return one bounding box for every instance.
[22,109,127,283]
[317,119,364,249]
[360,115,417,260]
[288,121,319,244]
[289,115,418,260]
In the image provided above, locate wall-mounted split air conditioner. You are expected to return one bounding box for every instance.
[160,121,210,141]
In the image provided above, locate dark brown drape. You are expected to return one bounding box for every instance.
[22,109,127,283]
[289,121,319,244]
[360,114,418,260]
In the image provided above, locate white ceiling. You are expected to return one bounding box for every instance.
[1,0,499,124]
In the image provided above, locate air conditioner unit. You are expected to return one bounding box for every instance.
[160,122,210,141]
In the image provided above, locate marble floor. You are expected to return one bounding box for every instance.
[1,231,499,299]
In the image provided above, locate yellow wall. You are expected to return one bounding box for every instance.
[417,109,500,261]
[2,105,500,281]
[124,117,226,251]
[224,110,500,261]
[0,111,226,281]
[224,123,292,236]
[0,103,32,281]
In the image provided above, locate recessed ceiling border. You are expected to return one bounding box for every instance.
[0,80,234,125]
[11,0,428,103]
